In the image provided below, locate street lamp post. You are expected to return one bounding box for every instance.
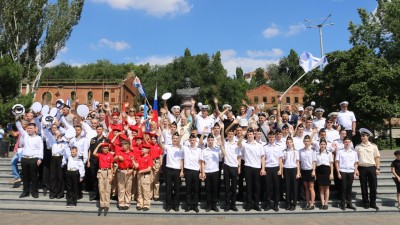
[305,14,334,68]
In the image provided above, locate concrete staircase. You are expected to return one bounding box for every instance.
[0,152,399,216]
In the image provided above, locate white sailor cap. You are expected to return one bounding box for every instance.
[171,105,181,112]
[200,105,210,110]
[239,118,248,127]
[298,106,304,111]
[327,112,338,118]
[359,128,372,136]
[222,104,232,110]
[340,101,349,106]
[139,105,145,109]
[315,108,325,113]
[305,106,314,111]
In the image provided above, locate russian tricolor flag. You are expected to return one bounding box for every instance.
[152,87,158,125]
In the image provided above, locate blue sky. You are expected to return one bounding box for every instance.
[50,0,378,76]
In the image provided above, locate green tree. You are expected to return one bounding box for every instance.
[0,0,84,93]
[0,56,22,103]
[302,46,400,129]
[235,67,244,80]
[349,0,400,65]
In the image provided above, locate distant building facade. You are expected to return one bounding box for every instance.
[246,85,305,109]
[21,76,139,111]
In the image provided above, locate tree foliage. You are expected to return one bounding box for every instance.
[0,56,22,103]
[134,49,250,114]
[349,0,400,65]
[302,46,400,129]
[0,0,84,92]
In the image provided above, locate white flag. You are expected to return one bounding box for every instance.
[299,52,328,73]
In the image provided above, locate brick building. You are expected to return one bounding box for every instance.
[22,76,139,110]
[246,85,305,109]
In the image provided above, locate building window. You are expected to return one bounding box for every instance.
[286,97,291,103]
[254,96,259,103]
[104,91,110,102]
[111,97,115,103]
[272,97,276,103]
[295,97,299,103]
[263,96,267,103]
[71,91,76,101]
[42,92,52,104]
[87,91,93,104]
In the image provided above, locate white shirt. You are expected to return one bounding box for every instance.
[200,146,221,173]
[299,147,316,170]
[313,117,326,131]
[315,150,333,166]
[303,128,313,137]
[274,139,286,151]
[69,135,89,163]
[224,140,242,167]
[182,145,202,171]
[264,144,283,168]
[165,145,183,169]
[283,149,299,169]
[16,121,43,159]
[336,148,358,173]
[52,140,70,156]
[81,122,97,145]
[325,128,340,143]
[195,114,214,135]
[162,129,173,145]
[241,141,264,169]
[337,110,356,130]
[293,136,305,150]
[63,155,85,178]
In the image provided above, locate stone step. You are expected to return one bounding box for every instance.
[0,202,398,216]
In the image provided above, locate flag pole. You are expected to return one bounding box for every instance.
[279,71,309,101]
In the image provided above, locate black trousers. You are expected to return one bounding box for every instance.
[358,166,377,205]
[223,164,238,207]
[165,167,181,207]
[245,166,260,208]
[284,168,298,206]
[205,171,219,206]
[21,157,39,195]
[49,156,65,198]
[184,169,199,207]
[237,160,245,200]
[265,166,280,206]
[333,162,342,198]
[89,159,99,197]
[66,170,80,205]
[340,172,354,205]
[41,145,52,188]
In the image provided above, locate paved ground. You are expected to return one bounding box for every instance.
[1,211,400,225]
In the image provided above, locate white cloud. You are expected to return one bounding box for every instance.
[92,0,192,17]
[246,48,284,58]
[134,55,175,65]
[285,23,306,36]
[262,24,280,38]
[95,38,131,51]
[220,49,279,77]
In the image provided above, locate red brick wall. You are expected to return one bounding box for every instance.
[246,85,305,109]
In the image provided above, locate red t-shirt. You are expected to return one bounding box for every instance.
[137,154,153,171]
[97,152,114,169]
[132,146,142,159]
[116,150,134,170]
[150,144,163,160]
[111,138,122,154]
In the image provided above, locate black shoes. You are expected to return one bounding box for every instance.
[143,207,149,211]
[211,206,219,212]
[290,206,296,211]
[173,206,179,212]
[231,205,238,212]
[165,206,171,212]
[347,204,356,210]
[304,205,314,210]
[321,205,328,210]
[264,205,271,211]
[254,206,262,211]
[19,193,29,198]
[370,204,379,210]
[273,206,279,212]
[185,207,190,212]
[206,206,211,212]
[104,207,109,216]
[193,206,199,213]
[224,207,229,212]
[32,193,39,198]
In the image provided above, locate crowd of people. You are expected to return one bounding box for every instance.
[8,96,400,215]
